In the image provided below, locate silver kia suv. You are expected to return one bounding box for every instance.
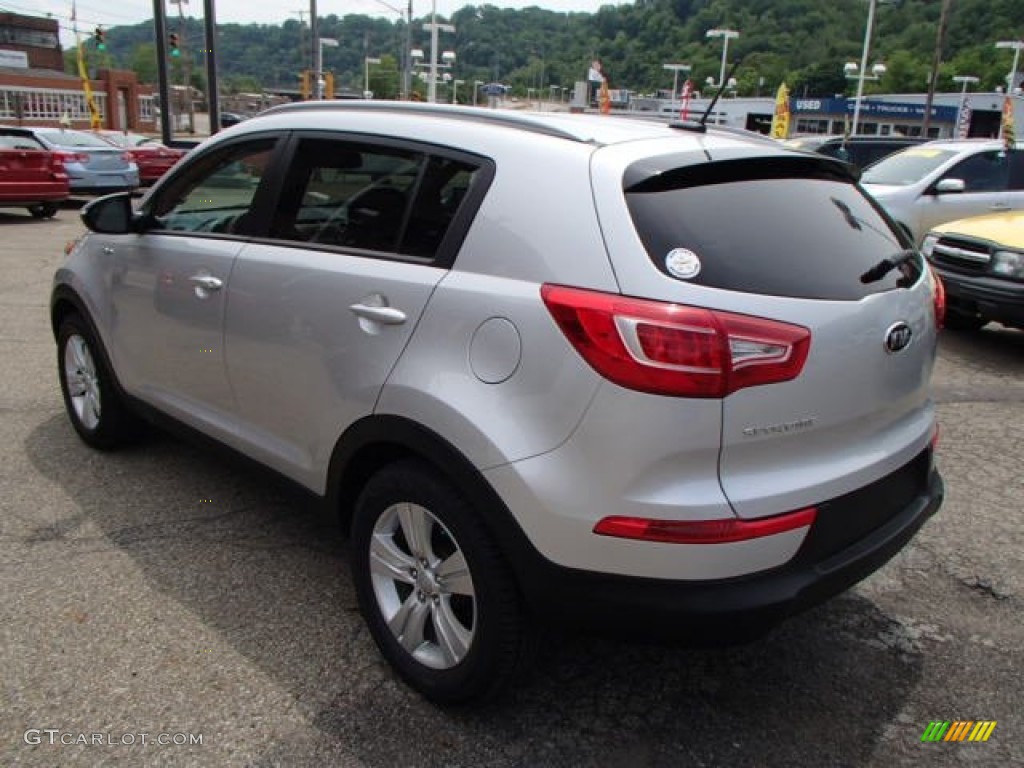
[52,103,945,703]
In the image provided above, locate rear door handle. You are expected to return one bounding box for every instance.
[189,274,223,291]
[349,303,407,325]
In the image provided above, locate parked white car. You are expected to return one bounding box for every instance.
[861,139,1024,245]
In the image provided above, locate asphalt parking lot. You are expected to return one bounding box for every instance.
[1,205,1021,767]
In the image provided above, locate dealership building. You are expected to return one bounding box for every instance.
[0,11,156,132]
[630,90,1022,139]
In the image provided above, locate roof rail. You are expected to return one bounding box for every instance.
[260,101,586,143]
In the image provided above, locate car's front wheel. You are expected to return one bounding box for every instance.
[351,460,533,704]
[57,314,143,449]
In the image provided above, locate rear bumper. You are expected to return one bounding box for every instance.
[504,456,943,639]
[934,268,1024,327]
[68,171,139,193]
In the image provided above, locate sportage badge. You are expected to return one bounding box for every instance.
[885,322,913,353]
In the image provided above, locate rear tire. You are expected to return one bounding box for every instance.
[28,203,58,219]
[351,459,534,704]
[943,311,987,332]
[57,314,144,449]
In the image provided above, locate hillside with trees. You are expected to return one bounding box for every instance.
[74,0,1022,100]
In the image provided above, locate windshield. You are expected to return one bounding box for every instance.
[37,129,115,149]
[860,147,957,186]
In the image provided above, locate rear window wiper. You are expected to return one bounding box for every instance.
[860,249,919,284]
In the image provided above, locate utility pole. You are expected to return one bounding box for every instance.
[170,0,194,133]
[922,0,954,138]
[310,0,319,88]
[294,9,307,72]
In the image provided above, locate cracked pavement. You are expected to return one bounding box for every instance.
[0,209,1020,767]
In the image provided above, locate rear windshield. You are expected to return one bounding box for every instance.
[625,157,922,301]
[860,147,957,185]
[36,129,114,149]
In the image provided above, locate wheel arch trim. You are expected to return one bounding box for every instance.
[325,415,539,575]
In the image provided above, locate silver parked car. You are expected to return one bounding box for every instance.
[52,103,944,703]
[25,127,139,194]
[861,139,1024,245]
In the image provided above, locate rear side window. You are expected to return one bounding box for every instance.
[625,157,922,301]
[0,132,46,150]
[271,137,484,262]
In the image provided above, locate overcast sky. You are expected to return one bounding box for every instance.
[27,0,622,46]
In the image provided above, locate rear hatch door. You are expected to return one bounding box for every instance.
[592,141,938,520]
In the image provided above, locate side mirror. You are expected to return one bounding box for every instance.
[80,192,142,234]
[933,178,966,195]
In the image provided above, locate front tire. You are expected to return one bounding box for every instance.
[351,460,533,704]
[57,314,143,449]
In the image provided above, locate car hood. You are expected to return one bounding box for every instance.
[929,211,1024,248]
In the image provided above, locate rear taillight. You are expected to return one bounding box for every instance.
[541,284,811,398]
[929,266,945,330]
[57,151,88,164]
[594,507,817,544]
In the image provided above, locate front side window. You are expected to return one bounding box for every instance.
[149,138,277,234]
[861,147,958,186]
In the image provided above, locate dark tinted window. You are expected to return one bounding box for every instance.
[402,156,479,259]
[625,157,921,300]
[942,150,1010,192]
[1009,151,1024,190]
[150,138,277,234]
[272,137,481,261]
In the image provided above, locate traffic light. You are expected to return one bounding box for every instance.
[93,27,106,51]
[300,69,311,100]
[324,72,335,100]
[169,32,181,57]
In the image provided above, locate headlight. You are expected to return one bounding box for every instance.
[992,250,1024,279]
[920,234,939,258]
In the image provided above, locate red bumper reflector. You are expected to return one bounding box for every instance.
[594,507,817,544]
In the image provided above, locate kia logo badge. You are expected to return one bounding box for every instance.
[884,322,913,353]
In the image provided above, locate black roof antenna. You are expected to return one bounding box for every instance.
[699,55,745,128]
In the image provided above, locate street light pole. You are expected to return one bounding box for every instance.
[662,63,690,113]
[317,37,338,99]
[851,0,876,137]
[705,29,739,89]
[423,0,455,103]
[996,40,1024,93]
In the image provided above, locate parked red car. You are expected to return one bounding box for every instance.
[93,131,186,185]
[0,133,69,218]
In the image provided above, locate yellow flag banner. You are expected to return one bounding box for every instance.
[76,40,102,129]
[770,83,790,140]
[1001,95,1016,152]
